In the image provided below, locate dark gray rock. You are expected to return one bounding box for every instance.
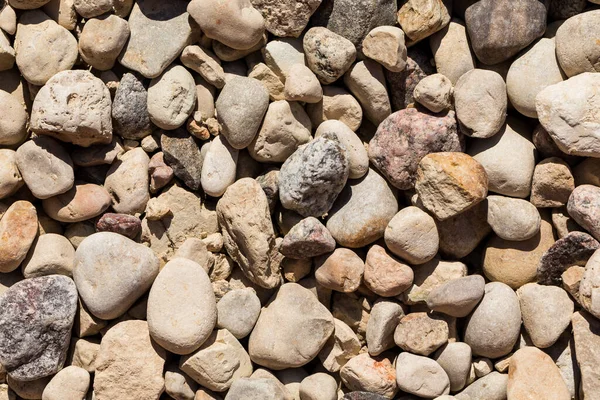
[548,0,586,20]
[568,185,600,241]
[279,137,349,218]
[0,275,78,381]
[256,169,279,214]
[161,128,204,191]
[112,73,153,140]
[342,392,389,400]
[538,232,600,285]
[280,217,336,259]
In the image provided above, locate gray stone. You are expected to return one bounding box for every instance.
[315,119,368,179]
[71,137,123,167]
[280,217,336,259]
[161,128,204,191]
[0,275,77,381]
[548,0,586,20]
[262,38,305,81]
[434,342,472,392]
[455,372,508,400]
[303,27,356,84]
[251,0,321,38]
[216,288,261,339]
[111,73,153,140]
[366,300,404,356]
[426,275,486,318]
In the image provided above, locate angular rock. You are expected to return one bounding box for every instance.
[395,352,450,398]
[394,312,449,356]
[555,10,600,77]
[181,45,225,89]
[384,206,438,264]
[42,183,111,223]
[397,0,451,44]
[363,244,413,297]
[303,27,356,84]
[251,0,321,37]
[111,73,152,140]
[262,37,305,81]
[340,354,397,398]
[280,217,335,259]
[404,258,467,304]
[161,128,204,191]
[567,184,600,241]
[486,195,541,241]
[318,318,361,373]
[362,26,406,72]
[426,275,485,318]
[0,201,38,273]
[105,148,150,214]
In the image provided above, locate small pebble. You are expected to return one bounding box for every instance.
[413,73,453,113]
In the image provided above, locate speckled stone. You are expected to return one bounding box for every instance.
[280,217,336,259]
[251,0,322,37]
[96,213,142,239]
[161,128,204,191]
[111,73,153,140]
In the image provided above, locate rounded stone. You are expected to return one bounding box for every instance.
[434,342,472,392]
[147,65,196,130]
[42,183,111,223]
[0,149,23,199]
[303,27,357,85]
[0,90,27,145]
[395,352,450,398]
[216,288,261,339]
[300,373,338,400]
[224,377,288,400]
[366,299,404,356]
[284,64,323,104]
[567,185,600,241]
[0,200,38,273]
[315,248,364,293]
[555,10,600,77]
[78,14,130,71]
[486,195,541,241]
[315,120,368,179]
[384,206,439,265]
[104,147,150,215]
[363,244,413,297]
[362,26,407,72]
[344,60,391,126]
[201,134,239,197]
[280,217,336,259]
[340,354,397,398]
[394,312,449,356]
[426,275,486,318]
[413,73,453,113]
[41,366,90,400]
[21,233,75,279]
[306,86,363,132]
[464,282,522,358]
[530,157,575,208]
[429,19,476,85]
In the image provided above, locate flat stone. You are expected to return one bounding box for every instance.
[487,195,541,241]
[105,148,150,214]
[251,0,321,37]
[280,217,335,259]
[111,73,153,140]
[303,27,356,84]
[384,206,438,264]
[397,0,451,44]
[426,275,485,318]
[555,10,600,77]
[306,86,363,132]
[567,184,600,241]
[0,89,27,146]
[366,299,404,356]
[161,128,204,191]
[429,20,475,84]
[344,60,390,125]
[96,213,141,239]
[395,352,450,398]
[284,64,323,103]
[0,275,77,381]
[394,312,449,356]
[315,248,364,293]
[30,70,112,147]
[118,0,193,78]
[318,318,361,373]
[340,353,397,398]
[0,201,38,273]
[315,120,368,179]
[21,233,75,278]
[413,73,453,113]
[78,14,129,71]
[42,366,90,400]
[363,244,413,297]
[94,320,166,400]
[180,45,225,89]
[369,108,463,190]
[147,65,196,130]
[74,232,160,320]
[42,183,111,223]
[201,134,239,197]
[572,311,600,399]
[404,258,467,305]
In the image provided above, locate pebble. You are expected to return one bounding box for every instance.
[252,0,320,37]
[486,195,541,241]
[0,150,22,198]
[262,38,305,81]
[21,233,75,278]
[180,329,253,392]
[147,65,196,130]
[468,118,536,198]
[574,158,600,187]
[369,108,463,190]
[73,232,160,320]
[216,77,270,149]
[455,371,507,400]
[465,0,546,65]
[397,0,451,44]
[105,147,150,214]
[552,207,583,239]
[164,365,197,400]
[464,282,521,359]
[0,90,27,145]
[14,10,77,85]
[454,69,507,138]
[69,337,100,372]
[94,320,166,400]
[280,217,336,259]
[42,183,111,223]
[284,64,323,103]
[0,275,77,381]
[567,184,600,241]
[249,283,334,369]
[300,373,338,400]
[201,134,239,197]
[249,100,312,163]
[555,10,600,77]
[507,347,571,400]
[413,73,453,113]
[41,366,90,400]
[0,4,16,34]
[0,200,38,273]
[426,275,485,318]
[188,0,264,51]
[303,27,357,85]
[366,299,404,356]
[429,20,475,84]
[216,288,261,339]
[384,206,439,264]
[73,0,112,17]
[318,318,361,373]
[530,157,575,208]
[306,86,363,132]
[96,213,142,239]
[344,60,391,126]
[394,312,449,356]
[579,249,600,319]
[517,283,574,348]
[181,45,226,89]
[362,26,407,73]
[224,377,288,400]
[404,258,467,305]
[8,375,50,399]
[248,62,286,101]
[315,248,364,293]
[217,178,281,289]
[30,70,113,147]
[71,137,124,167]
[78,14,129,71]
[415,152,488,221]
[161,128,204,191]
[363,244,413,297]
[15,136,74,199]
[111,72,152,140]
[395,352,450,398]
[434,342,472,392]
[118,0,193,78]
[340,354,397,398]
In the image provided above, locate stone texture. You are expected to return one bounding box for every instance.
[300,373,337,400]
[284,64,323,103]
[384,206,438,264]
[315,248,364,293]
[147,65,196,130]
[181,45,225,89]
[42,366,90,400]
[572,311,600,399]
[369,108,463,190]
[111,73,153,140]
[216,288,261,339]
[363,244,413,297]
[262,37,305,81]
[434,342,472,392]
[280,217,335,259]
[555,10,600,77]
[429,19,475,84]
[426,275,485,318]
[21,233,74,278]
[344,60,390,126]
[303,27,356,84]
[307,86,362,132]
[78,14,129,71]
[340,354,397,398]
[531,157,575,208]
[362,26,406,72]
[251,0,321,37]
[455,372,507,400]
[486,195,541,241]
[404,258,467,305]
[395,352,450,398]
[568,185,600,241]
[0,90,27,146]
[105,148,150,214]
[0,200,38,273]
[161,128,204,191]
[366,299,404,356]
[394,312,449,356]
[413,73,453,113]
[397,0,451,44]
[42,183,111,223]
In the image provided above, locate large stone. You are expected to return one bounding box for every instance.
[434,342,472,392]
[118,0,193,78]
[217,178,281,289]
[94,320,166,400]
[104,148,150,214]
[318,318,361,373]
[436,201,491,259]
[369,108,463,190]
[571,311,600,399]
[0,275,77,381]
[555,10,600,77]
[394,312,449,356]
[0,91,27,145]
[42,183,111,223]
[251,0,320,37]
[366,299,404,356]
[567,185,600,241]
[249,283,334,369]
[397,0,451,44]
[315,248,364,293]
[303,27,356,84]
[147,65,196,130]
[111,73,153,140]
[30,70,112,147]
[161,128,204,191]
[395,352,450,398]
[0,201,38,273]
[73,232,160,320]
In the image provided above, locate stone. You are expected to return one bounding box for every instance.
[397,0,451,44]
[262,38,305,81]
[164,365,197,400]
[536,73,600,157]
[161,128,204,191]
[395,352,450,398]
[30,70,112,147]
[413,73,453,113]
[487,195,541,241]
[404,258,467,304]
[547,0,586,20]
[105,148,150,214]
[572,311,600,399]
[303,27,356,84]
[174,238,210,272]
[147,65,196,130]
[279,137,349,217]
[434,342,472,392]
[21,233,74,278]
[568,185,600,241]
[284,64,323,103]
[344,60,390,126]
[555,10,600,77]
[315,120,368,179]
[532,124,577,164]
[579,249,600,319]
[224,377,288,400]
[94,320,166,400]
[180,329,253,392]
[363,244,413,297]
[248,62,286,101]
[216,77,270,149]
[147,258,216,355]
[0,30,15,71]
[73,0,112,17]
[473,358,493,378]
[562,265,585,299]
[415,152,488,221]
[318,318,361,373]
[429,19,475,84]
[362,26,406,72]
[468,118,536,198]
[464,282,521,358]
[342,393,388,400]
[369,108,463,190]
[78,14,129,71]
[506,38,565,118]
[465,0,547,65]
[0,201,38,273]
[384,206,439,264]
[552,206,583,239]
[0,4,17,34]
[426,275,485,318]
[517,283,574,348]
[0,150,22,199]
[119,0,193,78]
[181,45,225,89]
[74,232,159,320]
[306,86,363,132]
[14,10,77,85]
[0,89,27,146]
[300,373,337,400]
[280,217,335,259]
[69,337,100,372]
[96,213,142,239]
[251,0,320,37]
[201,135,239,197]
[42,183,111,223]
[340,354,397,398]
[575,158,600,187]
[42,0,77,30]
[507,347,570,400]
[315,248,364,293]
[71,137,124,167]
[8,376,50,399]
[455,372,508,400]
[249,283,334,369]
[249,100,312,163]
[216,288,261,339]
[42,366,90,400]
[111,73,152,140]
[394,312,449,356]
[530,158,574,208]
[16,136,74,199]
[366,299,404,356]
[454,69,507,138]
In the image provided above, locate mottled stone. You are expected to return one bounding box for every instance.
[96,213,141,239]
[567,185,600,241]
[280,217,335,259]
[303,27,356,84]
[363,244,413,297]
[426,275,485,318]
[111,73,152,140]
[251,0,321,37]
[161,128,204,191]
[340,354,397,398]
[0,201,38,273]
[394,312,448,356]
